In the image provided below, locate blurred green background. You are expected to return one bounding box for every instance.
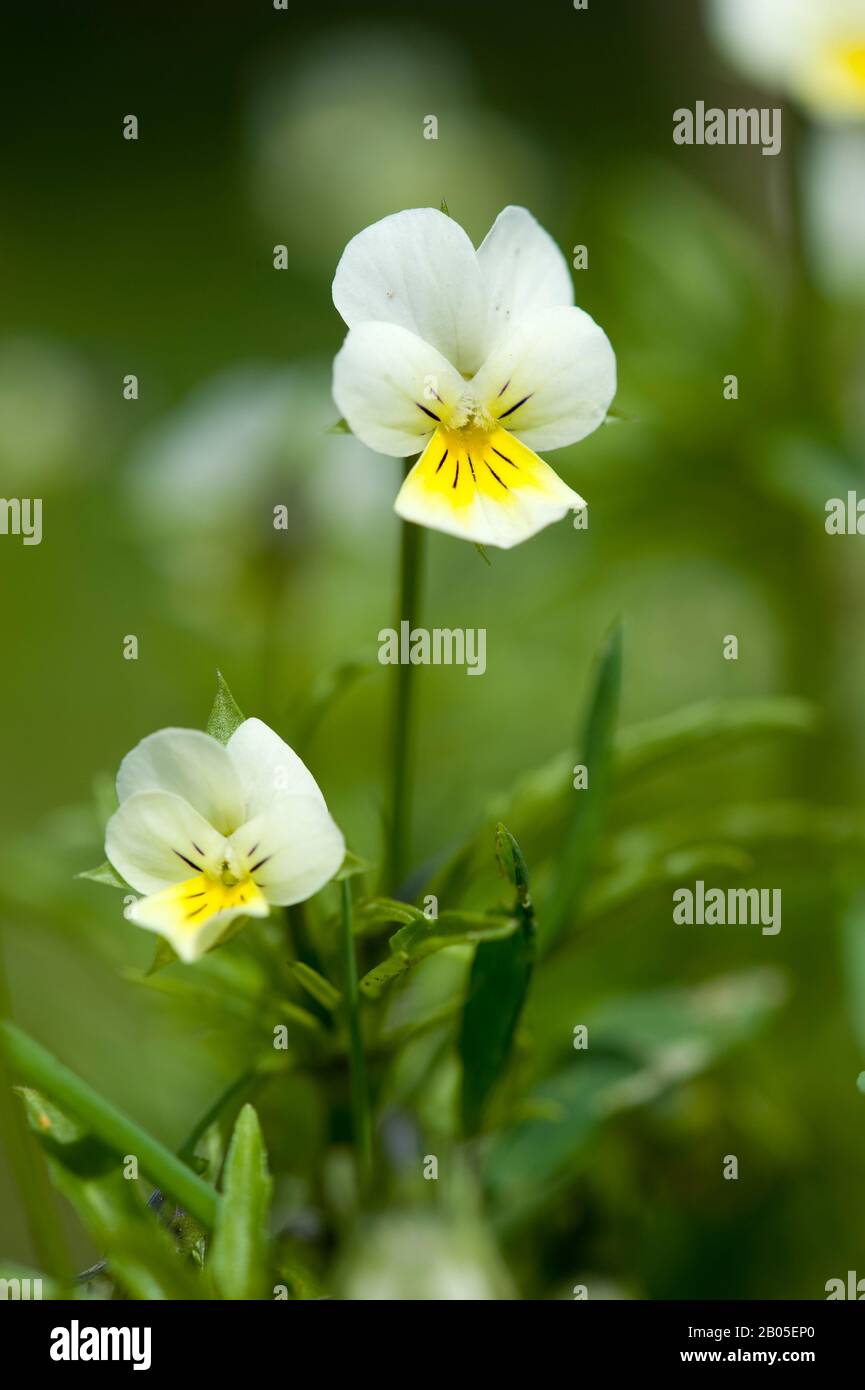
[2,0,865,1298]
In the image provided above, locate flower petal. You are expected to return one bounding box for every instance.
[105,790,227,895]
[231,798,345,907]
[126,873,269,964]
[471,304,616,452]
[477,206,574,350]
[333,322,467,458]
[394,425,585,549]
[332,208,488,374]
[227,717,329,817]
[116,728,244,835]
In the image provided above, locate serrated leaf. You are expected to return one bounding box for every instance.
[210,1104,272,1300]
[359,909,519,999]
[77,861,130,891]
[292,961,341,1011]
[206,671,245,745]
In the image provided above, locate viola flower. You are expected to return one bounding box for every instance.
[104,719,344,963]
[332,205,616,549]
[707,0,865,119]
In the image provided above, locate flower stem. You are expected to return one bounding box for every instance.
[339,878,371,1178]
[385,465,425,891]
[0,1020,220,1231]
[0,943,72,1282]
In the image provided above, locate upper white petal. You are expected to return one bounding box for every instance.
[477,205,574,352]
[231,799,345,907]
[471,304,616,452]
[333,322,467,457]
[332,208,488,375]
[227,716,328,817]
[105,790,227,895]
[116,728,244,835]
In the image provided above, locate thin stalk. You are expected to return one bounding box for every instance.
[339,879,371,1177]
[0,1021,220,1232]
[0,943,71,1281]
[385,462,425,891]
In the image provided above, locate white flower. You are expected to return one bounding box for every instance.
[331,206,616,549]
[707,0,865,119]
[105,719,345,963]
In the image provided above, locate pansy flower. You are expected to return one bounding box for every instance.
[332,205,616,549]
[104,718,344,962]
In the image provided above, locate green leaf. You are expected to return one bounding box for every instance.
[206,671,245,745]
[0,1022,220,1231]
[76,861,129,891]
[17,1087,116,1178]
[334,848,374,882]
[617,695,816,780]
[292,961,341,1011]
[210,1104,272,1300]
[354,896,426,933]
[145,936,179,975]
[485,969,785,1220]
[359,909,519,999]
[326,417,351,434]
[459,825,536,1134]
[474,543,492,566]
[440,197,450,216]
[543,624,622,950]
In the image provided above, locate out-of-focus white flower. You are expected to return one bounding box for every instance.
[105,719,344,962]
[246,32,548,270]
[332,206,616,549]
[338,1215,514,1300]
[708,0,865,119]
[804,124,865,295]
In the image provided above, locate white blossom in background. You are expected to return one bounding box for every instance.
[707,0,865,119]
[332,205,616,549]
[105,719,344,962]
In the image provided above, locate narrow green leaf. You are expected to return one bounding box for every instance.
[359,909,519,999]
[440,197,450,216]
[617,695,816,780]
[0,1022,220,1231]
[206,671,245,745]
[474,543,492,566]
[543,624,622,950]
[326,417,351,434]
[17,1087,116,1178]
[459,826,536,1133]
[459,927,535,1134]
[292,961,341,1011]
[145,936,179,975]
[210,1104,272,1300]
[354,896,426,932]
[76,861,129,890]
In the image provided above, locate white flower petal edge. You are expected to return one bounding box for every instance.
[333,322,467,458]
[471,305,617,452]
[106,789,228,896]
[332,207,489,375]
[116,728,244,835]
[477,205,574,350]
[105,716,345,962]
[226,716,328,814]
[231,800,346,907]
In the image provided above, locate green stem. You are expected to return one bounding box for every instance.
[0,1021,220,1232]
[385,464,425,891]
[339,879,371,1177]
[0,945,72,1280]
